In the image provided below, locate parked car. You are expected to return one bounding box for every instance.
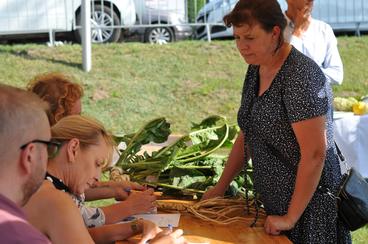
[130,0,192,44]
[0,0,136,43]
[312,0,368,34]
[195,0,368,40]
[194,0,237,40]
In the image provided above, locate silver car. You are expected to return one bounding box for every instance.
[194,0,237,40]
[131,0,192,44]
[195,0,368,40]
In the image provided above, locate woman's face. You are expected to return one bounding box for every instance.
[234,24,279,65]
[287,0,314,13]
[70,99,82,115]
[70,137,110,195]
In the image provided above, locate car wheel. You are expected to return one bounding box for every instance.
[75,5,121,43]
[144,27,174,44]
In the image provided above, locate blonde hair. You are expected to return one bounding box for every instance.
[51,115,115,166]
[27,72,84,125]
[0,84,49,162]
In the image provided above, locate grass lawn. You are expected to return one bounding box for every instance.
[0,36,367,242]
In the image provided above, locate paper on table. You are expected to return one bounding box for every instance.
[132,213,180,227]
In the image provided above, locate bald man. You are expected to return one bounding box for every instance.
[0,84,52,243]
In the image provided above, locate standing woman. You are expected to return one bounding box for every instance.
[202,0,351,243]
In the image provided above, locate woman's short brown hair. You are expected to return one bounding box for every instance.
[27,72,84,125]
[224,0,286,34]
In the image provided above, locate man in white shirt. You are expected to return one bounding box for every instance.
[284,0,343,85]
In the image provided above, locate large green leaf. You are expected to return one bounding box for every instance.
[110,115,255,198]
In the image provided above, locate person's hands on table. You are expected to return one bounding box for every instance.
[101,180,146,201]
[138,220,162,244]
[125,188,157,214]
[201,185,225,200]
[149,229,188,244]
[264,215,296,235]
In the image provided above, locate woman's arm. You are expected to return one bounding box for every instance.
[202,131,247,200]
[84,180,145,201]
[101,189,156,224]
[89,219,160,244]
[88,222,136,244]
[264,115,326,235]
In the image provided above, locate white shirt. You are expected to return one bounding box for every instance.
[284,14,344,85]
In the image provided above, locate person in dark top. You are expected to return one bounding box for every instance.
[202,0,351,243]
[0,84,51,243]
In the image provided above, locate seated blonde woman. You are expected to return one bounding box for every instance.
[27,72,156,228]
[23,115,186,244]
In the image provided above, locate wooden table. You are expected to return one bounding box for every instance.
[117,134,291,244]
[173,214,290,244]
[117,213,291,244]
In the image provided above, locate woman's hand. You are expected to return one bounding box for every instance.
[104,180,145,201]
[202,132,246,201]
[138,220,162,244]
[150,229,188,244]
[201,185,226,200]
[86,180,145,201]
[125,189,157,214]
[264,215,296,235]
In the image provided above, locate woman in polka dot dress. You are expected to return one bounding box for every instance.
[202,0,351,243]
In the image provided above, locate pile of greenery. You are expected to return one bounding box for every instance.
[111,115,253,198]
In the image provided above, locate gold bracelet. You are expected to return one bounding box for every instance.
[130,219,140,234]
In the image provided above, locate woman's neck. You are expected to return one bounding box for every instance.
[285,9,297,23]
[261,43,292,72]
[47,160,68,185]
[285,9,312,34]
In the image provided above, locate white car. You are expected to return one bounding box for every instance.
[130,0,192,44]
[195,0,368,40]
[0,0,136,43]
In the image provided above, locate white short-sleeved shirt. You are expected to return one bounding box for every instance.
[284,14,344,85]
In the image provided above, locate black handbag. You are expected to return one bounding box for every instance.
[323,143,368,231]
[337,167,368,231]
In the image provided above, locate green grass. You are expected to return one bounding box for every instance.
[334,36,368,97]
[0,41,245,133]
[0,37,366,133]
[353,225,368,244]
[0,37,367,241]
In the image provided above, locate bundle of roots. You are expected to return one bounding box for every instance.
[156,197,266,227]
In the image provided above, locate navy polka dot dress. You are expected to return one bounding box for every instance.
[237,47,351,243]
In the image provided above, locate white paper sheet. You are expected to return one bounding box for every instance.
[132,213,181,227]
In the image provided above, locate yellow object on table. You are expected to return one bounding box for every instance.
[352,101,368,115]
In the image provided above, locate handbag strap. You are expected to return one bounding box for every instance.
[318,142,349,200]
[334,141,345,162]
[334,141,350,172]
